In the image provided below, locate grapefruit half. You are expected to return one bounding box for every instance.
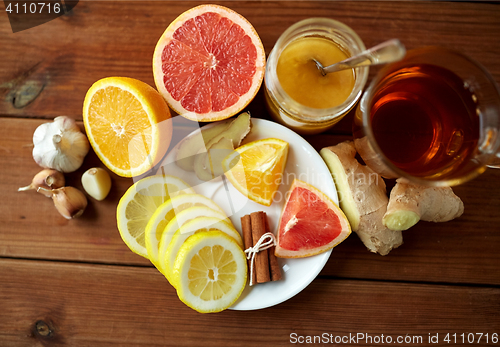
[153,4,265,122]
[275,179,351,258]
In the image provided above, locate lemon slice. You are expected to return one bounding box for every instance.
[174,230,247,313]
[222,138,289,206]
[116,175,194,258]
[158,206,228,276]
[162,216,243,287]
[83,77,172,177]
[145,194,225,269]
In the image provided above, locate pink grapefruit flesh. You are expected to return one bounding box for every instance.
[153,5,265,122]
[275,179,351,258]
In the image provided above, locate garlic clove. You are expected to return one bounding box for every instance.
[38,186,87,219]
[81,167,112,201]
[32,116,90,173]
[18,169,65,195]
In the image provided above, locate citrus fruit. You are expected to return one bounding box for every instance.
[116,175,194,258]
[222,138,289,206]
[158,206,229,275]
[173,230,247,313]
[145,194,225,269]
[162,216,243,287]
[83,77,172,177]
[275,179,351,258]
[152,4,265,122]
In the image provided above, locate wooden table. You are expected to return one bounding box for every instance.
[1,1,499,346]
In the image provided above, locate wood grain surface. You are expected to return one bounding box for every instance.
[1,258,498,346]
[1,1,499,346]
[2,117,500,286]
[1,1,499,122]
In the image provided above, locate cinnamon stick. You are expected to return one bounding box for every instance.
[241,214,256,285]
[250,211,270,283]
[265,215,282,281]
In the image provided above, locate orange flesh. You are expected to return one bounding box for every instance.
[279,186,341,251]
[228,143,287,204]
[161,12,257,113]
[87,86,153,170]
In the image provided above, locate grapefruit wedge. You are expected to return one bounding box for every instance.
[275,179,351,258]
[153,4,265,122]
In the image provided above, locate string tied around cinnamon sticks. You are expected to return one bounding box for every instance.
[241,211,282,286]
[244,232,276,286]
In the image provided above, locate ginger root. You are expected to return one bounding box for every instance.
[382,178,464,231]
[353,136,398,179]
[320,141,403,255]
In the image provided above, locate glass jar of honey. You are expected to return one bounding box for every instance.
[264,18,369,135]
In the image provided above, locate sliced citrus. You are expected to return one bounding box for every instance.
[158,206,228,275]
[173,231,247,313]
[116,175,194,258]
[275,179,351,258]
[222,138,289,206]
[145,194,225,269]
[152,4,265,122]
[163,216,243,287]
[83,77,172,177]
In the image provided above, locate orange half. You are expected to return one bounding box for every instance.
[83,77,172,177]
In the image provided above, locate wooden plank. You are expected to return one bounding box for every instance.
[0,258,498,346]
[0,116,199,266]
[0,117,149,266]
[2,117,500,286]
[0,1,499,124]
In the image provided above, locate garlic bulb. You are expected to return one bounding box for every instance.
[32,116,90,173]
[81,167,112,201]
[18,169,65,195]
[38,186,88,219]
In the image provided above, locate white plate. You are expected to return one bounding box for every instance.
[157,118,338,310]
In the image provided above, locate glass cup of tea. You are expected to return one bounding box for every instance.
[353,46,500,186]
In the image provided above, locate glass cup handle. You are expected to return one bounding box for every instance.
[487,152,500,169]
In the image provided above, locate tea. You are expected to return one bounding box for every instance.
[370,64,479,178]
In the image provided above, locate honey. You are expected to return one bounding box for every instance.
[276,37,355,109]
[264,18,368,135]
